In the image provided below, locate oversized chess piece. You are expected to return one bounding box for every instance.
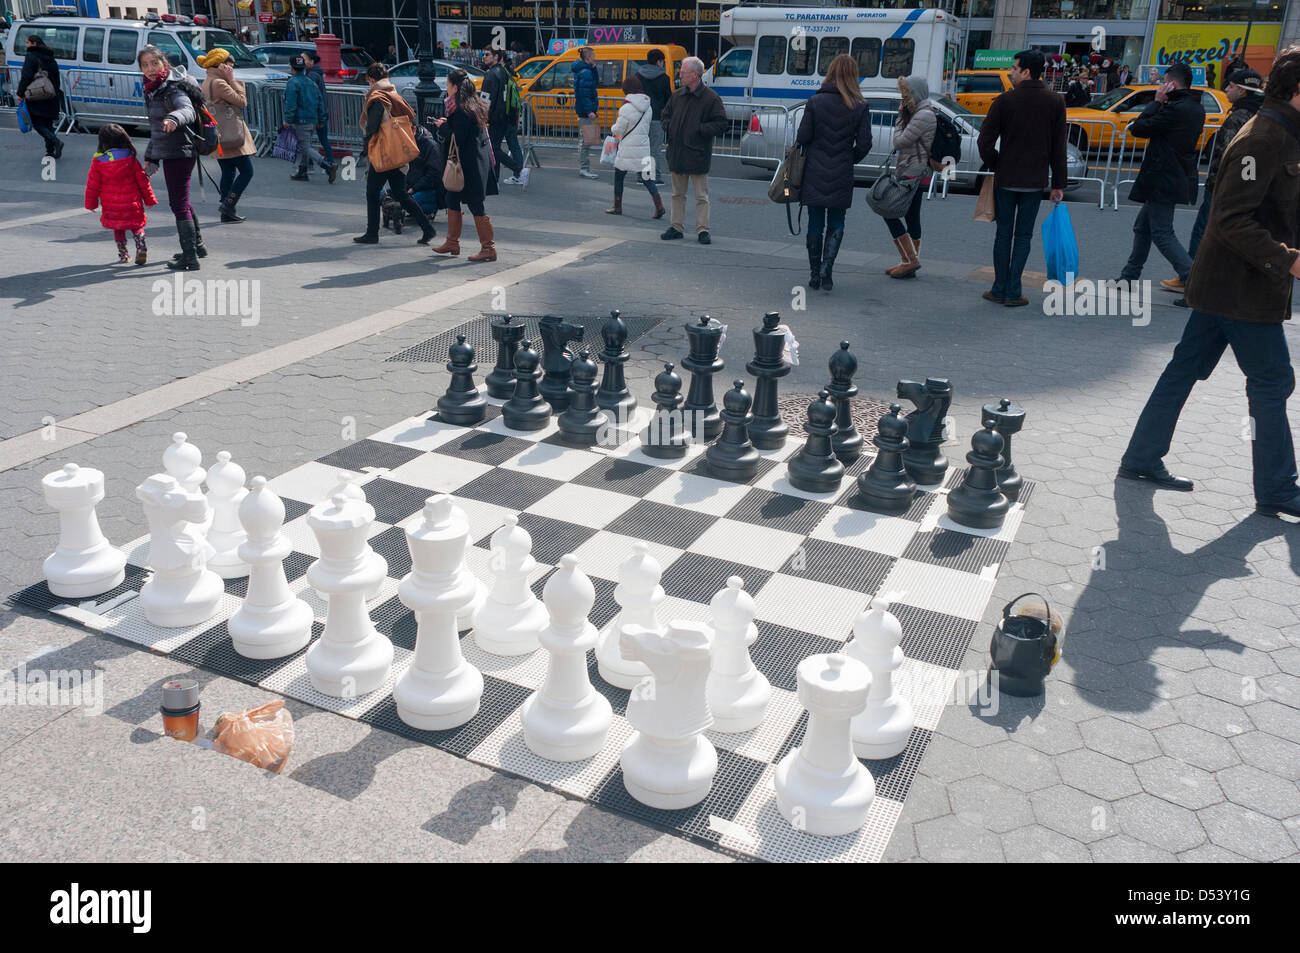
[983,397,1025,502]
[845,598,914,759]
[228,476,313,659]
[163,431,211,532]
[501,339,551,432]
[521,555,613,762]
[640,362,690,459]
[557,349,609,448]
[486,313,525,399]
[747,311,791,450]
[436,334,488,426]
[136,474,223,628]
[827,341,863,463]
[393,496,485,730]
[682,314,724,442]
[705,380,761,482]
[321,474,386,601]
[304,493,394,697]
[620,621,717,809]
[897,378,952,485]
[41,463,126,598]
[206,451,250,579]
[856,403,917,513]
[788,390,845,494]
[774,653,876,836]
[595,541,665,689]
[706,577,770,733]
[595,309,636,420]
[946,422,1011,529]
[472,515,548,656]
[538,314,586,412]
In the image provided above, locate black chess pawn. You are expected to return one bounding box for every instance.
[557,350,609,447]
[946,422,1011,530]
[486,313,525,399]
[787,390,844,494]
[501,339,551,431]
[641,362,690,459]
[596,309,637,421]
[747,311,791,450]
[682,314,724,442]
[856,403,918,513]
[827,341,863,463]
[435,334,488,426]
[897,377,952,485]
[538,315,585,412]
[982,397,1026,502]
[706,380,761,482]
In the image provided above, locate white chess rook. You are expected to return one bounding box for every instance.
[596,541,664,689]
[136,473,224,628]
[521,555,612,762]
[206,451,250,579]
[472,515,547,656]
[41,463,127,599]
[620,621,718,809]
[163,432,211,533]
[774,653,875,837]
[304,493,394,697]
[322,473,386,601]
[846,598,914,760]
[393,496,485,730]
[706,576,770,733]
[228,476,313,659]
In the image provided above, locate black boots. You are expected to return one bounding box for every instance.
[290,166,309,181]
[219,192,245,223]
[806,232,822,289]
[166,219,201,272]
[820,229,843,292]
[171,216,207,262]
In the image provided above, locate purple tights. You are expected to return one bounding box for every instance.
[162,157,196,222]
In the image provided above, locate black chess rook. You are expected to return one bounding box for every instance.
[486,313,525,399]
[596,309,637,420]
[501,339,551,432]
[856,403,917,513]
[641,362,690,459]
[787,390,844,493]
[982,397,1026,502]
[898,377,951,485]
[538,314,585,413]
[557,349,609,447]
[747,311,791,450]
[681,314,724,442]
[435,334,488,426]
[946,422,1011,529]
[706,380,761,482]
[827,341,863,463]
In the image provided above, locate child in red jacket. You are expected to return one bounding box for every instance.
[85,124,158,265]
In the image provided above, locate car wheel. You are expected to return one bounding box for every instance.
[1067,126,1088,152]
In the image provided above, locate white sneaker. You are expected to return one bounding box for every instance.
[501,175,520,185]
[578,170,599,179]
[518,168,531,188]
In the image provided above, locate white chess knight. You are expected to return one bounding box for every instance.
[845,598,914,760]
[136,474,224,628]
[520,555,612,762]
[227,476,313,659]
[620,621,718,809]
[163,432,211,532]
[595,541,664,689]
[705,576,770,733]
[41,463,127,599]
[774,653,875,837]
[304,493,394,697]
[393,495,485,730]
[472,515,547,657]
[206,451,250,579]
[319,473,386,601]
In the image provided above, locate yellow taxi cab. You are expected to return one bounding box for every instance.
[954,70,1012,115]
[523,43,687,132]
[1066,85,1231,152]
[513,55,554,93]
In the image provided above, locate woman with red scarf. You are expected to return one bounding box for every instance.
[139,45,204,271]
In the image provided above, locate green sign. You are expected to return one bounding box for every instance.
[972,49,1016,69]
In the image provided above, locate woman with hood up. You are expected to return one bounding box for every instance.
[605,75,665,219]
[881,74,935,279]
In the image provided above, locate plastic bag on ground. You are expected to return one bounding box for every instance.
[213,699,295,773]
[1040,202,1079,284]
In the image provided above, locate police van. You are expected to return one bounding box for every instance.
[4,12,279,130]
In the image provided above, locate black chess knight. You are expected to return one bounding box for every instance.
[897,377,952,485]
[486,313,525,399]
[435,334,487,426]
[538,315,585,412]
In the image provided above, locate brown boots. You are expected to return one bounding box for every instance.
[652,193,665,219]
[886,235,921,279]
[432,210,461,255]
[467,215,496,262]
[605,196,623,215]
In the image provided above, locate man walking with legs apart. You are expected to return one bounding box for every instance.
[977,49,1068,307]
[574,47,600,180]
[660,56,728,245]
[284,55,337,183]
[484,49,528,187]
[1119,46,1300,519]
[302,51,337,173]
[636,48,671,184]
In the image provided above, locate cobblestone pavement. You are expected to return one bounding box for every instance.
[1,131,1298,862]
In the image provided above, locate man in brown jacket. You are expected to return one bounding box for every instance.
[660,56,728,245]
[1119,47,1300,519]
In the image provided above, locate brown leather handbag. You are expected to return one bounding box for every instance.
[368,105,420,173]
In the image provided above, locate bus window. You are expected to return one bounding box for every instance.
[714,48,751,79]
[17,25,80,60]
[787,36,817,76]
[147,31,188,68]
[817,37,848,75]
[851,37,881,78]
[107,29,139,65]
[756,35,785,75]
[83,27,105,64]
[881,38,914,79]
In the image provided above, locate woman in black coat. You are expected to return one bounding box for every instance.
[17,35,63,158]
[431,68,500,262]
[795,54,872,291]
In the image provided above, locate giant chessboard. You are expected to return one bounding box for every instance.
[10,396,1033,863]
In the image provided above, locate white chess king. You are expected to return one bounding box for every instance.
[596,541,664,689]
[136,473,224,628]
[41,463,126,599]
[845,598,914,760]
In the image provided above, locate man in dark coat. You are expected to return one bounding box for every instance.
[636,48,672,184]
[483,48,526,186]
[1119,46,1300,519]
[1116,61,1205,290]
[659,56,728,244]
[573,47,600,179]
[17,35,63,158]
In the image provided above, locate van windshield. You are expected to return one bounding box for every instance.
[176,29,263,69]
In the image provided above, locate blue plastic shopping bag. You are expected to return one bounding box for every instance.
[1040,202,1079,284]
[16,100,32,134]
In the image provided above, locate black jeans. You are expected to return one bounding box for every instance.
[991,188,1043,300]
[366,167,430,235]
[613,168,659,199]
[31,116,61,155]
[218,155,254,197]
[885,185,923,240]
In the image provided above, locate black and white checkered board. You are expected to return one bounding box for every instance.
[11,396,1034,863]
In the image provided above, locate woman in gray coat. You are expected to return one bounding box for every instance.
[881,74,935,279]
[139,45,203,271]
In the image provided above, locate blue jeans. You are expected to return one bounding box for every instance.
[1122,310,1298,504]
[1120,201,1193,282]
[218,155,254,197]
[1188,180,1213,261]
[492,120,523,176]
[806,205,846,241]
[991,188,1042,299]
[317,124,335,165]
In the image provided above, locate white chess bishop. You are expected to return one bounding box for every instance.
[136,473,224,628]
[163,432,211,532]
[845,598,914,760]
[472,515,547,656]
[304,493,394,697]
[520,555,612,762]
[596,541,664,689]
[41,463,127,599]
[206,451,250,579]
[705,576,770,733]
[227,476,313,659]
[393,495,485,730]
[321,473,386,601]
[774,653,875,837]
[620,621,718,809]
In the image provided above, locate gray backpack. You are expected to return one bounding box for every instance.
[26,67,56,102]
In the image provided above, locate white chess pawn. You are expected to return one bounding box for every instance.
[163,432,211,533]
[41,463,127,599]
[319,473,385,601]
[620,621,717,809]
[520,555,612,762]
[596,541,664,689]
[136,473,223,628]
[393,495,484,730]
[206,451,250,579]
[774,653,875,837]
[228,476,313,659]
[845,597,914,759]
[304,493,394,697]
[471,515,547,656]
[706,576,770,733]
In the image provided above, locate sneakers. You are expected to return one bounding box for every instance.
[1161,276,1184,292]
[518,168,531,188]
[578,169,599,179]
[661,226,684,241]
[501,175,521,185]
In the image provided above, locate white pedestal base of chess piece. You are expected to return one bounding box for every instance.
[846,598,914,760]
[137,474,223,629]
[595,541,663,689]
[41,463,127,599]
[228,477,313,659]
